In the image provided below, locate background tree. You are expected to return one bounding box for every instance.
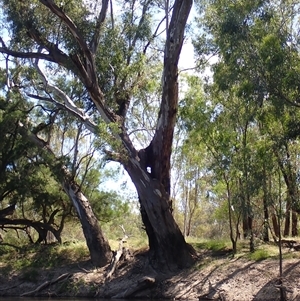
[193,0,300,241]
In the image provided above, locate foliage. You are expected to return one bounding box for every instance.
[193,239,229,252]
[248,249,272,261]
[182,0,300,245]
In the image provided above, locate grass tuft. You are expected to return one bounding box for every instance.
[192,239,230,252]
[248,249,270,261]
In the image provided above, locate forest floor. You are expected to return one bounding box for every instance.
[0,241,300,301]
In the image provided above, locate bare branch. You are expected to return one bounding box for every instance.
[110,0,114,30]
[143,16,166,54]
[32,57,99,134]
[128,0,152,60]
[39,0,92,61]
[71,123,83,177]
[26,93,97,133]
[77,148,97,190]
[90,0,109,53]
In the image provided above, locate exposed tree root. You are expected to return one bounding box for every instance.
[20,273,71,296]
[111,276,155,299]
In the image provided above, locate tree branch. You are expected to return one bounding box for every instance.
[27,93,98,134]
[39,0,97,83]
[150,0,193,194]
[0,47,56,62]
[90,0,109,53]
[32,58,100,135]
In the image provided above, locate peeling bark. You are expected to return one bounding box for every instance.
[63,180,112,267]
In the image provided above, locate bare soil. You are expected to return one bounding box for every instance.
[0,248,300,300]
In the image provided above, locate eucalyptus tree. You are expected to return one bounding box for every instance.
[179,75,242,251]
[259,104,300,237]
[174,143,209,238]
[180,74,268,252]
[0,0,195,269]
[195,0,300,241]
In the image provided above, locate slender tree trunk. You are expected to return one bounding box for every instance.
[262,163,269,242]
[291,211,298,237]
[63,180,112,267]
[263,201,269,242]
[225,177,237,254]
[183,180,189,238]
[248,216,254,252]
[187,171,200,237]
[283,199,291,237]
[187,216,192,237]
[276,145,298,238]
[272,213,280,237]
[242,217,248,239]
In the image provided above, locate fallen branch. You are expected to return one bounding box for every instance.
[279,239,297,249]
[20,273,71,296]
[0,281,25,291]
[105,225,129,280]
[293,244,300,251]
[175,279,203,299]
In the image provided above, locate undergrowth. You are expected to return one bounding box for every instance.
[1,228,300,276]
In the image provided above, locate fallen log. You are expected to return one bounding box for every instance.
[279,239,297,249]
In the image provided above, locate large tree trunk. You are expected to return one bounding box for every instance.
[125,160,195,270]
[123,0,195,269]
